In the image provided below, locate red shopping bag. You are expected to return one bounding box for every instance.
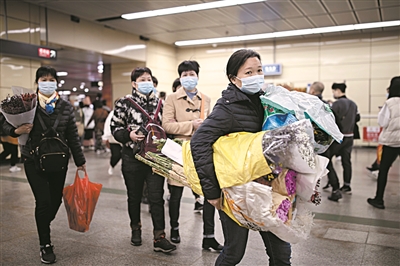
[63,170,103,232]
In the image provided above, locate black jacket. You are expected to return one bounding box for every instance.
[2,98,86,167]
[190,84,264,200]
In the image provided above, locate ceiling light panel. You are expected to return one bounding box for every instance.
[121,0,266,20]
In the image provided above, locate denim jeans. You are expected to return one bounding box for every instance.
[24,157,68,246]
[121,153,166,239]
[216,210,291,266]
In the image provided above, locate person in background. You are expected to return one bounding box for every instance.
[92,92,103,110]
[172,78,181,93]
[2,66,86,264]
[102,99,111,112]
[162,60,223,250]
[92,101,109,154]
[82,96,95,150]
[309,81,326,103]
[191,49,292,265]
[0,115,21,172]
[102,100,122,176]
[159,91,166,101]
[368,76,400,209]
[111,67,176,253]
[323,83,359,201]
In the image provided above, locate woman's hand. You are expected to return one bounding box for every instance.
[129,130,145,142]
[14,123,33,135]
[192,119,203,130]
[208,198,222,210]
[77,164,86,172]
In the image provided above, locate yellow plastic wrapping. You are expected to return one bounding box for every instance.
[182,132,272,226]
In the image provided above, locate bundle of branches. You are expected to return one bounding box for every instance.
[135,151,189,187]
[1,93,37,114]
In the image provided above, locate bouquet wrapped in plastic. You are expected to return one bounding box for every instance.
[0,87,37,144]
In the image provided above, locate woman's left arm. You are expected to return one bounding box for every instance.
[65,103,86,167]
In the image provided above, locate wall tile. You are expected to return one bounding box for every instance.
[320,64,370,80]
[371,61,400,79]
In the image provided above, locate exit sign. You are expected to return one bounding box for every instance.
[38,48,57,59]
[262,64,282,76]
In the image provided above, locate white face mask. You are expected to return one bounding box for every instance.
[38,81,57,95]
[180,76,198,91]
[236,75,264,95]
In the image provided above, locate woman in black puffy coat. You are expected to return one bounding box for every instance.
[191,49,292,266]
[2,66,86,264]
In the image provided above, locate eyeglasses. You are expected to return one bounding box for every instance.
[186,108,200,112]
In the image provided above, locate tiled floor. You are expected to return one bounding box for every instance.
[1,147,399,265]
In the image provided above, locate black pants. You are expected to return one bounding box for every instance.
[168,184,216,236]
[322,136,354,191]
[0,142,19,166]
[109,143,122,167]
[94,128,105,151]
[121,153,166,239]
[23,157,67,246]
[375,145,400,201]
[216,210,291,266]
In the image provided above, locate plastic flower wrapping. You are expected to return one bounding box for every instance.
[136,85,341,244]
[0,87,37,144]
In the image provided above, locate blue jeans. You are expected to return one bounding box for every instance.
[216,210,291,266]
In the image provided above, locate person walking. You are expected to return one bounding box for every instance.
[102,105,122,176]
[191,49,291,265]
[0,123,21,172]
[323,83,359,201]
[162,60,223,250]
[368,76,400,209]
[2,66,86,264]
[111,67,176,253]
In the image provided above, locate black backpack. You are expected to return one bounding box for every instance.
[126,98,166,156]
[34,102,70,172]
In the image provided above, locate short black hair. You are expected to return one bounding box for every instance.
[226,49,261,82]
[172,78,181,92]
[159,91,166,99]
[152,76,158,86]
[35,66,58,83]
[332,83,346,92]
[388,76,400,99]
[178,60,200,76]
[131,67,152,82]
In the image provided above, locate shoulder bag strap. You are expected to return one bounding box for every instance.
[37,101,66,131]
[126,97,152,121]
[153,99,163,122]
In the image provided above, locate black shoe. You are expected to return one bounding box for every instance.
[202,238,223,251]
[328,190,342,202]
[131,229,142,246]
[340,185,352,195]
[40,244,56,264]
[154,236,177,253]
[367,198,385,209]
[322,183,331,190]
[171,229,181,243]
[194,201,203,213]
[367,162,380,172]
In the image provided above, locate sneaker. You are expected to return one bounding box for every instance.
[154,236,176,253]
[340,185,352,195]
[328,190,342,202]
[202,237,223,251]
[96,150,102,155]
[367,198,385,209]
[131,229,142,246]
[335,156,342,162]
[170,229,180,244]
[40,244,56,264]
[108,166,113,175]
[194,201,203,213]
[9,166,21,172]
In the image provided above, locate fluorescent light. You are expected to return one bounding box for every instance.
[57,71,68,76]
[122,0,265,20]
[175,20,400,46]
[104,44,146,55]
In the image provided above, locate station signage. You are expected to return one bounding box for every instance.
[38,48,57,59]
[0,39,57,60]
[263,64,282,76]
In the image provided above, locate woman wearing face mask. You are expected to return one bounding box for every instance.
[111,67,176,254]
[2,66,86,264]
[191,49,292,265]
[162,60,223,250]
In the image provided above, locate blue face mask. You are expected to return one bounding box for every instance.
[180,76,198,91]
[137,82,154,95]
[236,75,264,95]
[38,81,57,95]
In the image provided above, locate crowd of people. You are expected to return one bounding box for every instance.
[1,49,399,265]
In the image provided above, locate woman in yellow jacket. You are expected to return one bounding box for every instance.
[162,60,223,251]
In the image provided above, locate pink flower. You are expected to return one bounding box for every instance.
[285,170,296,196]
[276,199,291,223]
